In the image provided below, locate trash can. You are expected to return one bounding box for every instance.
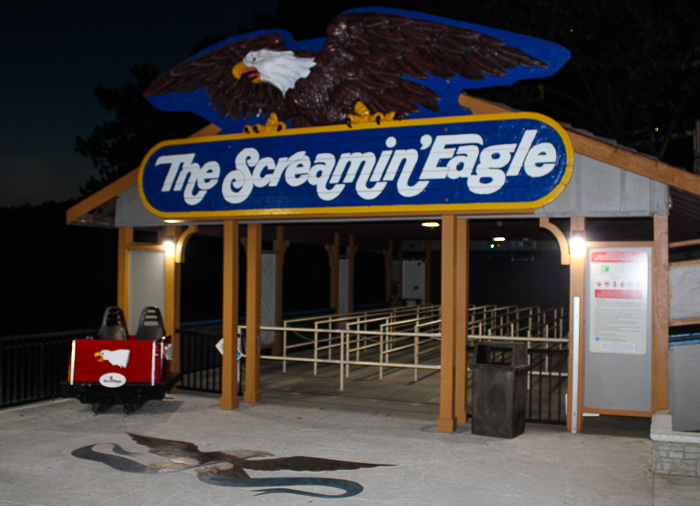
[472,341,529,438]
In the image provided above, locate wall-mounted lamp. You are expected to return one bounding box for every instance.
[163,237,176,257]
[569,230,586,258]
[421,221,440,228]
[492,236,506,242]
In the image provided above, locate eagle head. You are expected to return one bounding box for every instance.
[232,49,316,96]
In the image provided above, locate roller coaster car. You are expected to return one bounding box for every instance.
[61,306,181,415]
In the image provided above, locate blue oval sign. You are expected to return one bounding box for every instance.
[139,113,573,219]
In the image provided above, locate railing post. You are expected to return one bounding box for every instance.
[283,322,288,373]
[313,321,319,375]
[339,331,345,391]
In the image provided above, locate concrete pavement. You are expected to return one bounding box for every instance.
[1,363,699,505]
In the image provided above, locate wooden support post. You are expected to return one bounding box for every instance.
[383,240,393,304]
[438,215,458,433]
[397,250,404,304]
[347,235,357,313]
[539,218,571,266]
[117,227,132,323]
[455,220,469,424]
[568,217,586,432]
[221,221,240,410]
[169,225,197,374]
[170,261,182,374]
[164,225,180,373]
[424,240,432,305]
[244,223,262,403]
[272,226,288,356]
[326,233,340,311]
[652,214,669,412]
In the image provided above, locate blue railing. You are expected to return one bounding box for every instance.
[0,329,96,408]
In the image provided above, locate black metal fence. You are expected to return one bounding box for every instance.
[0,329,96,408]
[1,326,568,425]
[178,328,223,393]
[526,347,568,424]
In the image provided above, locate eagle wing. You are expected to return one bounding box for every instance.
[144,34,286,121]
[128,433,207,463]
[289,11,548,125]
[239,456,388,472]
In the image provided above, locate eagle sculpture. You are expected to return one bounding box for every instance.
[144,8,570,132]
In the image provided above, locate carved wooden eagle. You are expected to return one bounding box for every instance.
[144,8,569,132]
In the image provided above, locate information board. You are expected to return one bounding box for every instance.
[584,247,652,413]
[588,250,649,355]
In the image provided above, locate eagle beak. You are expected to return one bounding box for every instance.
[94,351,104,362]
[232,61,261,83]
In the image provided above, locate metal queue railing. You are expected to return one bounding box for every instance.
[174,303,569,423]
[275,303,569,422]
[279,305,566,376]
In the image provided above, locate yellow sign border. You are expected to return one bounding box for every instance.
[138,112,574,220]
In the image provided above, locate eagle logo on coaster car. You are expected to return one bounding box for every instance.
[94,349,130,368]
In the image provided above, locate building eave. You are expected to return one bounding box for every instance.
[458,94,700,197]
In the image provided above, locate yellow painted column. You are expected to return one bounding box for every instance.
[438,215,457,433]
[455,219,469,424]
[163,226,180,373]
[220,220,240,410]
[568,217,586,432]
[652,214,669,412]
[244,223,262,403]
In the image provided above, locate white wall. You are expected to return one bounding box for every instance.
[128,250,165,335]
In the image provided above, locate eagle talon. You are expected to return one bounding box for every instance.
[242,113,287,135]
[347,101,396,127]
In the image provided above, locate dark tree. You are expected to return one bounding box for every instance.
[273,0,700,170]
[75,64,208,197]
[0,201,117,335]
[436,0,700,167]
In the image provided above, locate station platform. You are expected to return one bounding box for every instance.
[1,367,699,505]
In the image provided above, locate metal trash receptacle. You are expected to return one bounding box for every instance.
[472,341,529,438]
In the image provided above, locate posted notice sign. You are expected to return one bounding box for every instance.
[587,249,650,355]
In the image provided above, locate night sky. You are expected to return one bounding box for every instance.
[1,0,278,207]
